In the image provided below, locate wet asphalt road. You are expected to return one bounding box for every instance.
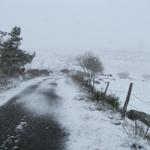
[0,79,68,150]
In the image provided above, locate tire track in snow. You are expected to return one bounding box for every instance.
[0,77,68,150]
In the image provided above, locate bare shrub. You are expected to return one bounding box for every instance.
[70,71,85,85]
[76,51,104,86]
[123,120,149,149]
[70,71,94,92]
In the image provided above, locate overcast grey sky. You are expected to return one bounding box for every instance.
[1,0,150,52]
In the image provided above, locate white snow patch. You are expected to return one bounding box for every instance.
[15,122,27,133]
[0,76,50,106]
[16,76,61,116]
[54,76,130,150]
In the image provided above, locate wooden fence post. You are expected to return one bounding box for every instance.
[122,82,133,119]
[104,82,110,96]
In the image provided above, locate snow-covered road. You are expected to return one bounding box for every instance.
[0,75,68,150]
[0,73,150,150]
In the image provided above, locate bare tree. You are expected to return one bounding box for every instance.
[76,51,104,86]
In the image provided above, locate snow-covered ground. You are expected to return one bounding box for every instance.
[55,75,129,150]
[56,75,150,150]
[28,49,150,149]
[0,76,50,106]
[0,49,150,149]
[29,49,150,114]
[96,50,150,114]
[2,72,148,150]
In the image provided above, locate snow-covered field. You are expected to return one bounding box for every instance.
[97,50,150,114]
[29,49,150,114]
[28,49,150,149]
[0,49,150,149]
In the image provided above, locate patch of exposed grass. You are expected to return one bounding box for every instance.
[90,89,120,110]
[70,71,120,111]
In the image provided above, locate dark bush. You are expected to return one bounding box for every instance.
[105,94,120,109]
[24,69,50,79]
[91,90,104,102]
[60,69,70,74]
[90,89,120,110]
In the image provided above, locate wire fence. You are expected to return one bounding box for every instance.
[102,82,150,114]
[128,103,139,110]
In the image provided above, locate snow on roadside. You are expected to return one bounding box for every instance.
[0,76,50,106]
[55,75,133,150]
